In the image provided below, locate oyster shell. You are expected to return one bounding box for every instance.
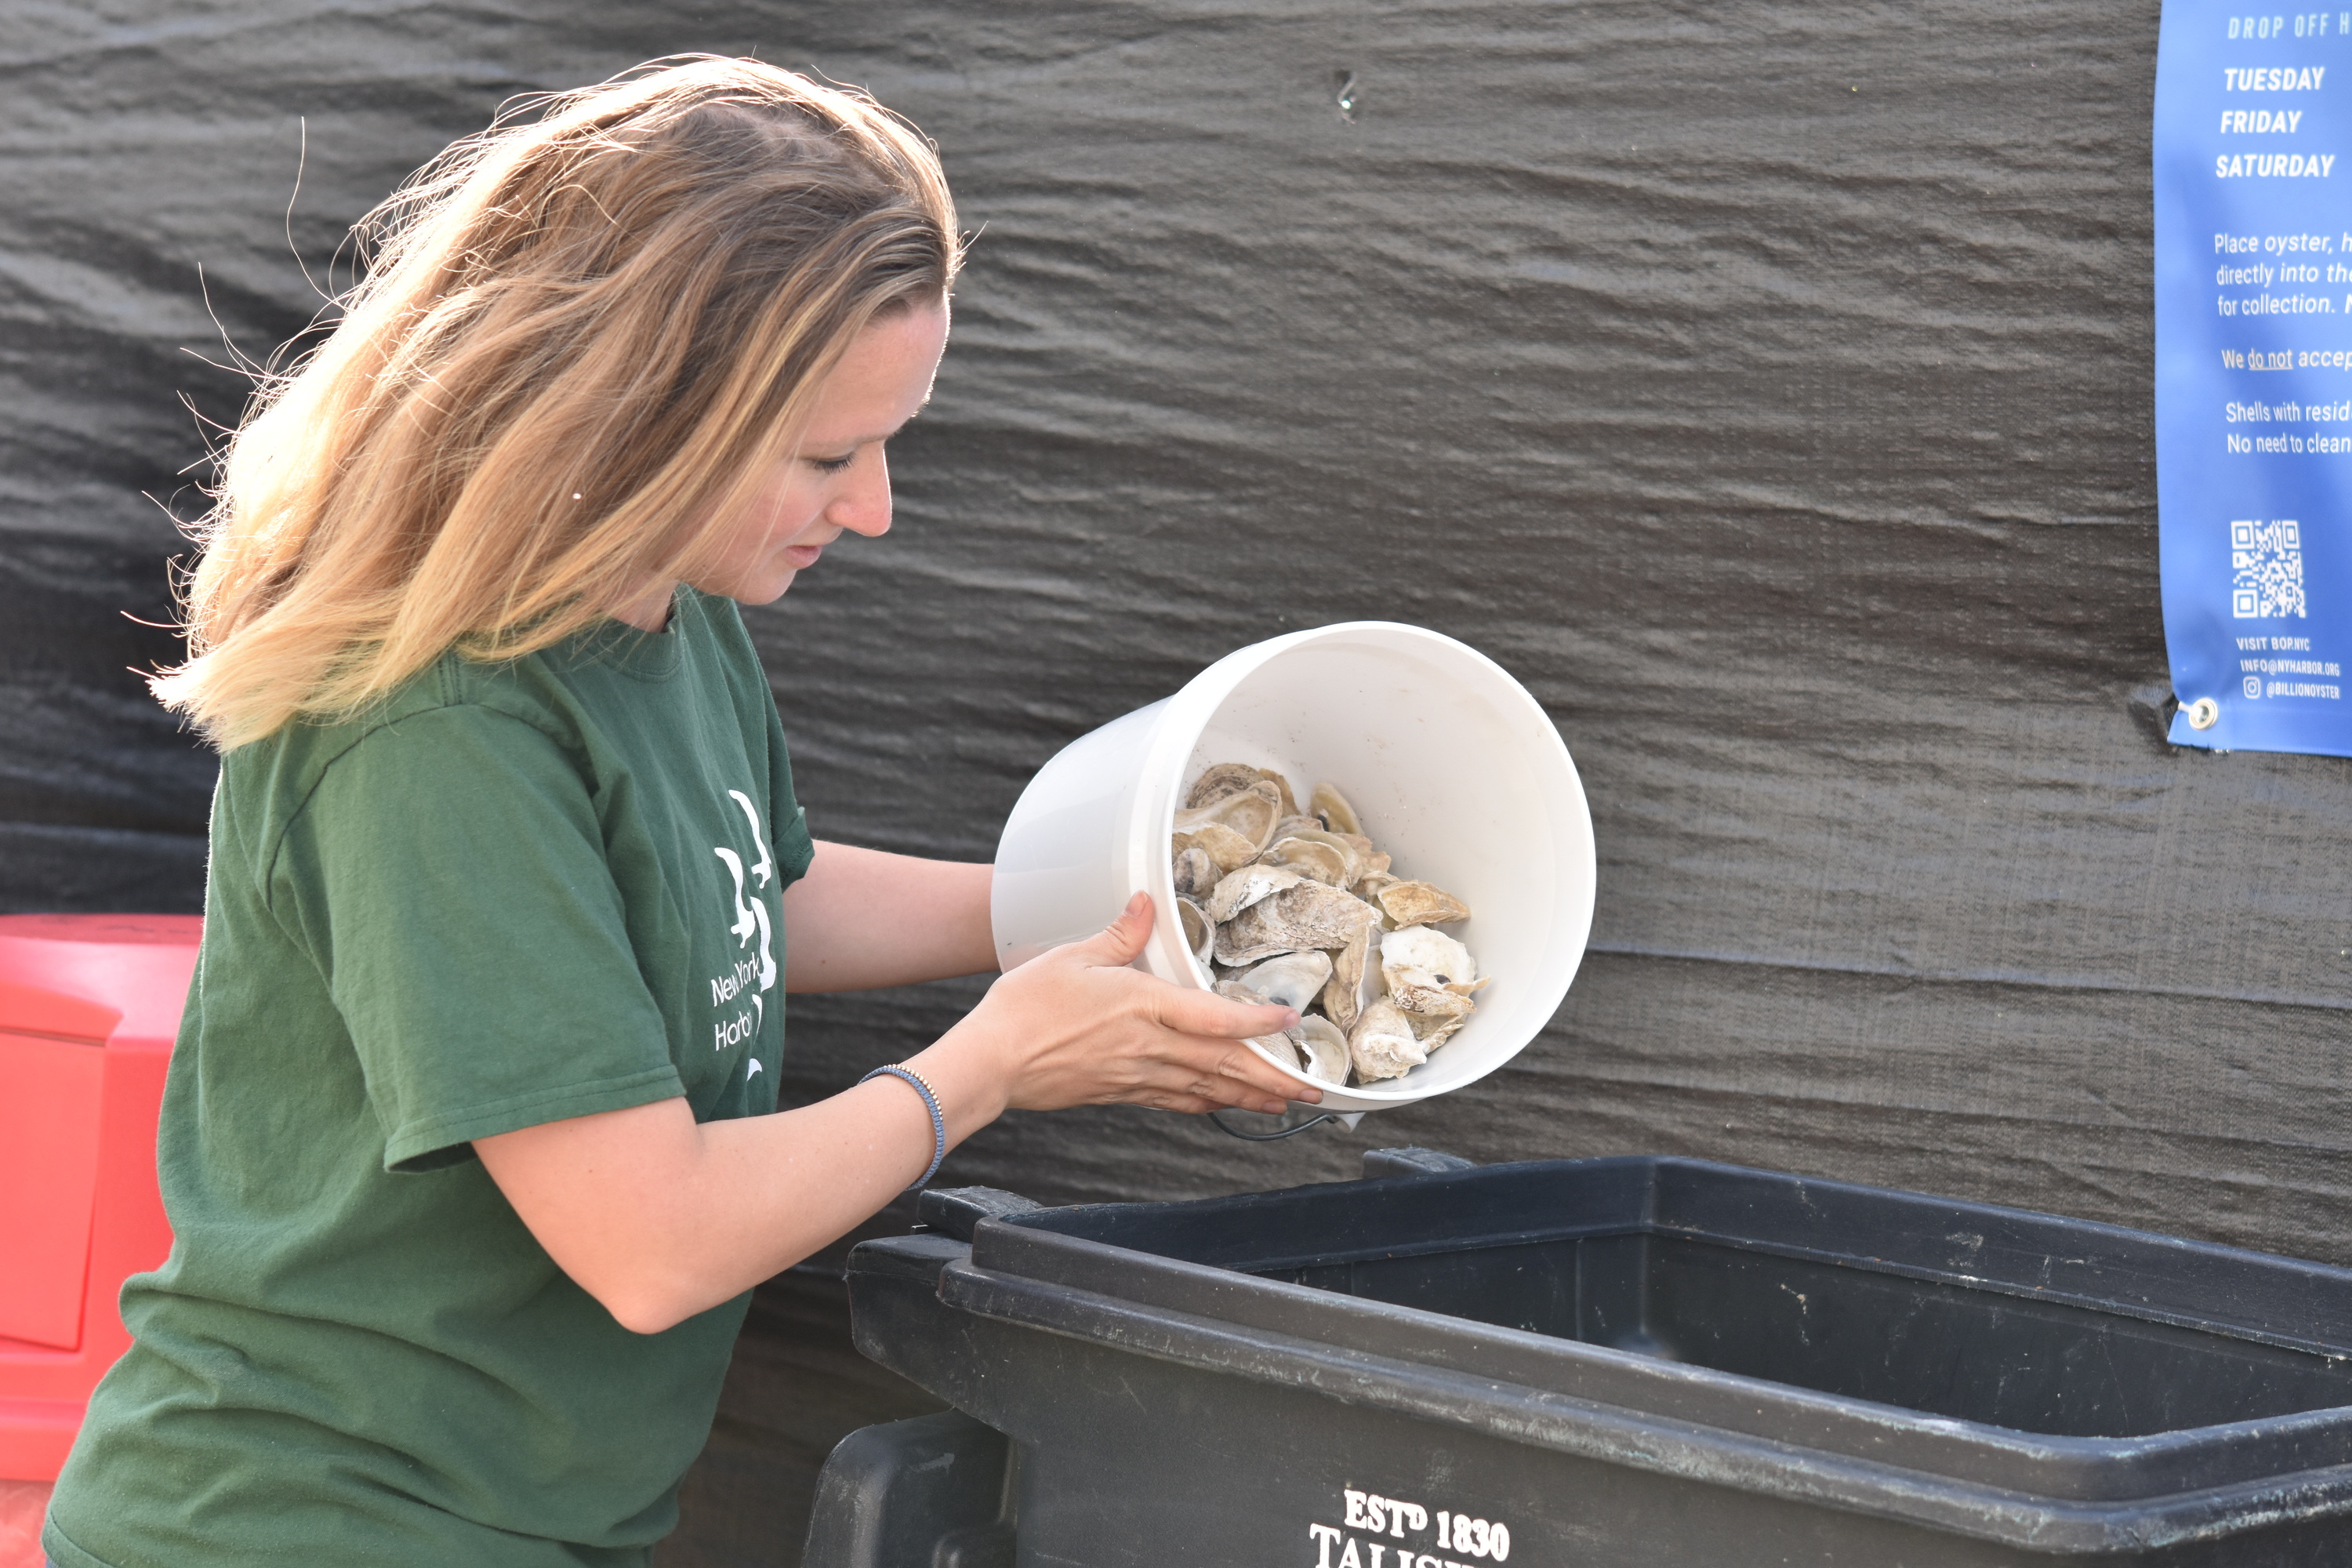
[1381,925,1478,993]
[1177,897,1216,971]
[1236,950,1334,1013]
[1295,1014,1350,1083]
[1218,979,1305,1073]
[1375,879,1472,927]
[1256,833,1355,888]
[1171,820,1261,877]
[1329,832,1388,879]
[1318,923,1385,1033]
[1172,761,1490,1091]
[1172,781,1281,874]
[1171,845,1217,898]
[1176,779,1280,841]
[1348,998,1427,1082]
[1188,764,1263,808]
[1203,863,1307,924]
[1310,781,1364,837]
[1258,1034,1305,1072]
[1389,982,1475,1044]
[1216,880,1381,966]
[1188,764,1298,818]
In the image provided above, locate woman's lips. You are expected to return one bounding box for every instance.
[782,543,825,568]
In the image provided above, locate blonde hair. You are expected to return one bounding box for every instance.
[154,56,959,749]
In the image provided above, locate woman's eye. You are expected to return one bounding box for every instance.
[808,452,857,474]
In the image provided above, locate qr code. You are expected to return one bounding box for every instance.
[2232,518,2307,619]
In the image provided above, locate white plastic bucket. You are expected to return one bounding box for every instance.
[990,621,1595,1114]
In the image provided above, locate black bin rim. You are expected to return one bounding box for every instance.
[906,1156,2352,1530]
[985,1155,2352,1363]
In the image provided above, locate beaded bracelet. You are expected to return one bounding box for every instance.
[859,1064,947,1189]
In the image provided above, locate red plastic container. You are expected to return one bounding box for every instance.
[0,915,199,1482]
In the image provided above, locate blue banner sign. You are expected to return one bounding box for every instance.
[2157,5,2352,753]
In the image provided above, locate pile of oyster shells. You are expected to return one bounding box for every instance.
[1171,761,1485,1087]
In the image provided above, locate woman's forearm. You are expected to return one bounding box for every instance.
[781,840,995,991]
[485,843,998,1331]
[477,896,1305,1335]
[477,1071,985,1334]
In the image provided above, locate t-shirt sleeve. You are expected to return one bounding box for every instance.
[270,704,684,1172]
[764,695,815,887]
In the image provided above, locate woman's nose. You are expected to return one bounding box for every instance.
[831,449,894,538]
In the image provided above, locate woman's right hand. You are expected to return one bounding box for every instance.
[913,892,1314,1120]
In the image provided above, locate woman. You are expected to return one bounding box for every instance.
[42,56,1308,1567]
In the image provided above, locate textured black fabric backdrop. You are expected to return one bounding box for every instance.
[9,5,2352,1266]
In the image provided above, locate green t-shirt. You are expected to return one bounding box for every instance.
[45,590,815,1568]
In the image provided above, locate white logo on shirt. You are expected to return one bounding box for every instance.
[709,788,779,1051]
[728,789,774,886]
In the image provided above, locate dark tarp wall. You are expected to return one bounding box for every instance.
[11,5,2352,1549]
[19,0,2347,1242]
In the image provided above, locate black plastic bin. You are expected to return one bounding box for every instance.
[811,1152,2352,1565]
